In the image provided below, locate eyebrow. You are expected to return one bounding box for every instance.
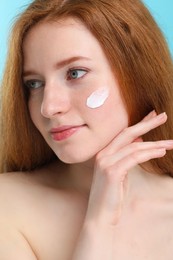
[23,56,91,77]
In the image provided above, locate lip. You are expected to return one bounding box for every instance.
[50,125,85,141]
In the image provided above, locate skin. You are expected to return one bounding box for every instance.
[23,19,129,165]
[1,18,173,259]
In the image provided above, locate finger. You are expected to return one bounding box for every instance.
[141,110,157,121]
[98,112,167,157]
[128,112,167,139]
[134,137,143,142]
[95,140,173,173]
[114,148,166,182]
[102,140,173,166]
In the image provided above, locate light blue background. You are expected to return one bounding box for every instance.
[0,0,173,80]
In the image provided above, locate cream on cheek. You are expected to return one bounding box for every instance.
[86,88,109,109]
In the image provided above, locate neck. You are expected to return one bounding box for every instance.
[68,159,95,196]
[49,159,171,202]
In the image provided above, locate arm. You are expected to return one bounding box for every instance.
[72,111,173,259]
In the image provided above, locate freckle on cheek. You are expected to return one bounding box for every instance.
[86,88,109,109]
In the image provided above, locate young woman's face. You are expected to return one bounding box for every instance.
[23,18,128,163]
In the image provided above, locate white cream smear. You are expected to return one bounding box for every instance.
[86,88,109,109]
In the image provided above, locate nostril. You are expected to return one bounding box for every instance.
[41,102,57,118]
[40,84,71,118]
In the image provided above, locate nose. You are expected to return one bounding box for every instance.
[41,83,71,118]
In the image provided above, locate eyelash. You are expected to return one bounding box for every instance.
[24,68,88,90]
[66,68,88,81]
[24,80,44,89]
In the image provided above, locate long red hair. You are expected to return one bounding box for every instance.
[0,0,173,175]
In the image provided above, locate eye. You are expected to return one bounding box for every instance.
[24,79,44,89]
[67,69,87,80]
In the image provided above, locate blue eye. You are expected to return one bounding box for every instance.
[24,80,44,89]
[67,69,87,80]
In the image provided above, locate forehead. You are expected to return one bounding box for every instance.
[24,17,87,37]
[22,17,110,70]
[23,17,97,53]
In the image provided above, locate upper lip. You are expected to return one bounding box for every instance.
[50,125,85,133]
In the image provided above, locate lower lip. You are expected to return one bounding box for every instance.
[51,126,84,141]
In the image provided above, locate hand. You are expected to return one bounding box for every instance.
[72,111,173,260]
[85,111,173,226]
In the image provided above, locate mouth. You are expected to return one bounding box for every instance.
[50,125,86,141]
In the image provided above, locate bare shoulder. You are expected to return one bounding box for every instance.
[0,172,41,259]
[0,168,87,224]
[0,170,48,215]
[0,168,87,259]
[0,171,34,210]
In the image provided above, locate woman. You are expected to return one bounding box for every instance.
[0,0,173,259]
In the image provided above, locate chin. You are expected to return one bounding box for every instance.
[55,150,96,165]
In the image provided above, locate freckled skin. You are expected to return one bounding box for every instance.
[23,18,129,164]
[1,17,173,260]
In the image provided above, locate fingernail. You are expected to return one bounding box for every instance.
[164,140,173,146]
[157,112,167,119]
[147,110,157,118]
[151,110,157,116]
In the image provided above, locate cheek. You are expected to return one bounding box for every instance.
[86,88,109,109]
[85,88,129,130]
[74,88,109,124]
[28,97,42,128]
